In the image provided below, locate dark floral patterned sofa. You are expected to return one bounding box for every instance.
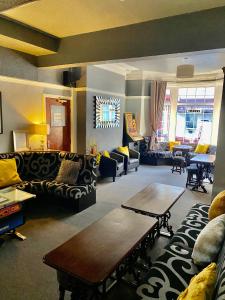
[136,203,225,300]
[0,151,96,213]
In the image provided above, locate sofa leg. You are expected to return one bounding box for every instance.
[113,177,115,182]
[135,167,138,172]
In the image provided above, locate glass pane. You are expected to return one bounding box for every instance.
[187,88,196,96]
[205,87,215,96]
[196,87,205,96]
[178,88,187,96]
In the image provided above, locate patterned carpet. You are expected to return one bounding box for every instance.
[0,165,212,300]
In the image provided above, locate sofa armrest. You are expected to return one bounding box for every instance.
[99,155,117,170]
[110,152,124,163]
[129,149,140,160]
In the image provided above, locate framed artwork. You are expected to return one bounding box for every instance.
[13,130,30,151]
[94,96,120,128]
[0,93,3,134]
[51,105,66,127]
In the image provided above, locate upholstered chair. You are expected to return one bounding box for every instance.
[99,152,124,182]
[113,148,140,174]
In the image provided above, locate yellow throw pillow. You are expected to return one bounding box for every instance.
[102,150,110,158]
[168,141,180,152]
[177,263,217,300]
[208,190,225,220]
[195,144,210,154]
[117,146,129,157]
[96,152,101,165]
[0,158,22,188]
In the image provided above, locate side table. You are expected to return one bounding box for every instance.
[0,187,36,241]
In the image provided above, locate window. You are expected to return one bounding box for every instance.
[157,89,171,142]
[175,87,214,144]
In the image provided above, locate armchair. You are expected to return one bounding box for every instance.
[99,152,124,182]
[114,148,140,174]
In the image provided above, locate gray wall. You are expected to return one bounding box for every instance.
[0,47,71,152]
[125,79,151,135]
[76,66,125,153]
[86,66,125,152]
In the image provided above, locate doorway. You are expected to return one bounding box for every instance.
[45,97,71,151]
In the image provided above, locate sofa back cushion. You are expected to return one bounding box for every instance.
[0,152,24,175]
[59,152,96,186]
[22,151,60,180]
[0,158,22,188]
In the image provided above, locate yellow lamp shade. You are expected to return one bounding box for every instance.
[30,124,50,135]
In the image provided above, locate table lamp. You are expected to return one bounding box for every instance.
[30,124,50,150]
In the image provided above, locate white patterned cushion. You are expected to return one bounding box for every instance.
[192,214,225,266]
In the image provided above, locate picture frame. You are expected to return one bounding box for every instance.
[94,96,120,128]
[13,130,30,151]
[0,93,3,134]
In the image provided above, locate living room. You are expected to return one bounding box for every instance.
[1,1,225,300]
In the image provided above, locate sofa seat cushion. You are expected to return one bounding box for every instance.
[45,181,94,200]
[16,179,49,194]
[117,162,124,170]
[170,203,209,249]
[136,243,200,300]
[148,151,173,159]
[129,158,139,165]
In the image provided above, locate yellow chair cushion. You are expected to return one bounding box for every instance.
[0,158,22,188]
[195,144,210,154]
[208,190,225,220]
[177,263,217,300]
[168,141,180,152]
[102,150,110,158]
[96,152,101,165]
[117,146,129,157]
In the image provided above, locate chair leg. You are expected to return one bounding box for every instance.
[113,177,115,182]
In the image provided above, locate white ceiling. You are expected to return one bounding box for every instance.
[94,49,225,79]
[1,0,225,77]
[2,0,225,37]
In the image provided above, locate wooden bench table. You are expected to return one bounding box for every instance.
[122,183,185,237]
[43,208,158,300]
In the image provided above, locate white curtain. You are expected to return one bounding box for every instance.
[149,80,167,150]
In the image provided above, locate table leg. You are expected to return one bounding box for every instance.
[157,212,174,237]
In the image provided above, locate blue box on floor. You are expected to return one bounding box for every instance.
[0,212,25,235]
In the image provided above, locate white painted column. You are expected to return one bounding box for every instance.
[211,80,223,145]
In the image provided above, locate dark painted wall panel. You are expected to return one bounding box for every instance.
[38,6,225,67]
[77,91,87,153]
[126,80,142,96]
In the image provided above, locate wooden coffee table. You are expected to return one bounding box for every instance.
[122,183,185,237]
[43,208,158,299]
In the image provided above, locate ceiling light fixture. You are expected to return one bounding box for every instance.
[176,64,194,78]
